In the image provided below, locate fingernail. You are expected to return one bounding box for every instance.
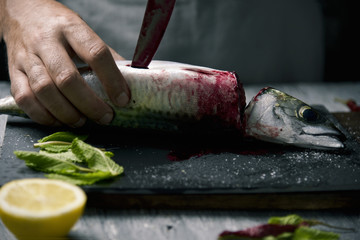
[116,92,129,107]
[98,112,113,125]
[72,117,87,128]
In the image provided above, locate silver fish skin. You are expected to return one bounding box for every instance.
[0,96,28,118]
[93,60,245,131]
[0,61,344,150]
[244,87,344,150]
[1,60,246,132]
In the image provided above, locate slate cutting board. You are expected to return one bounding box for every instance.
[1,108,360,209]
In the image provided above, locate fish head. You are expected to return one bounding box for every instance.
[244,87,345,150]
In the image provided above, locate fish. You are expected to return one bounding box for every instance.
[244,87,344,150]
[0,60,344,150]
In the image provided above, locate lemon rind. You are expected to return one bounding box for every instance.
[0,178,86,218]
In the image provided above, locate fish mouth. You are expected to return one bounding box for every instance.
[299,126,345,150]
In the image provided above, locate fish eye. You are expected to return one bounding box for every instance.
[298,105,319,122]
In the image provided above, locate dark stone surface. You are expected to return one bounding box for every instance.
[1,108,359,196]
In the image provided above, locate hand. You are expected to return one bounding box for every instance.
[1,0,130,127]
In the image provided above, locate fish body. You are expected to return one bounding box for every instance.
[83,61,246,132]
[0,60,344,150]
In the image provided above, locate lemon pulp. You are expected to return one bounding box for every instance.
[0,178,86,238]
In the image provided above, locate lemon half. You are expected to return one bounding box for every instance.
[0,178,86,239]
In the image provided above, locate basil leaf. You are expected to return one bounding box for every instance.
[263,232,293,240]
[39,150,84,163]
[38,131,88,143]
[71,139,123,176]
[46,171,113,185]
[36,132,88,152]
[14,150,89,174]
[14,132,124,185]
[293,226,339,240]
[268,215,303,226]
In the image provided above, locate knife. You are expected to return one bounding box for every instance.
[131,0,176,68]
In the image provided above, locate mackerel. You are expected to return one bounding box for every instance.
[0,60,344,150]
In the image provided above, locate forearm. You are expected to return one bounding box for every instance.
[0,0,4,37]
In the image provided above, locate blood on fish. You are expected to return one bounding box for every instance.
[187,70,246,131]
[143,67,246,132]
[247,122,281,139]
[253,87,271,101]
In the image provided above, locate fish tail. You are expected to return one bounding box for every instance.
[0,96,27,118]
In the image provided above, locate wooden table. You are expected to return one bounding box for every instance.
[0,81,359,239]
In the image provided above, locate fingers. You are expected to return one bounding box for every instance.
[37,42,115,125]
[9,41,115,127]
[63,21,130,107]
[25,53,88,127]
[8,49,85,127]
[9,63,59,126]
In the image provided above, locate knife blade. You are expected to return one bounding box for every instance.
[131,0,176,68]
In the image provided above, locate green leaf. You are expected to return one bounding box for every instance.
[293,226,339,240]
[34,142,72,153]
[105,151,115,158]
[38,131,88,143]
[263,232,293,240]
[71,139,123,176]
[46,171,113,185]
[14,132,124,185]
[39,150,84,163]
[268,215,303,226]
[35,132,88,152]
[14,150,91,174]
[272,232,293,240]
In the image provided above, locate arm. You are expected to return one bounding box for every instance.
[0,0,4,36]
[0,0,130,127]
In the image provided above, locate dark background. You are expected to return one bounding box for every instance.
[0,0,358,82]
[0,39,8,81]
[319,0,358,82]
